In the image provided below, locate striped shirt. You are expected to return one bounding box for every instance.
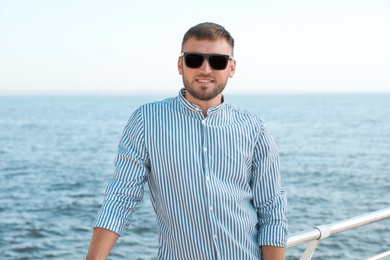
[95,89,288,259]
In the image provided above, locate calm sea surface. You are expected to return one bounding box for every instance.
[0,94,389,259]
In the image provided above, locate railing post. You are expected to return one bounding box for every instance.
[299,224,332,260]
[300,240,320,260]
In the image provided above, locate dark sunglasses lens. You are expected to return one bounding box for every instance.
[209,55,228,70]
[185,54,204,68]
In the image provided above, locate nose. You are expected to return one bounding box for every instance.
[199,58,212,73]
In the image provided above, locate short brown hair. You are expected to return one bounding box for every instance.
[181,22,235,53]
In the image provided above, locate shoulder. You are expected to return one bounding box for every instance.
[124,96,176,126]
[224,102,273,142]
[128,96,177,119]
[225,102,264,126]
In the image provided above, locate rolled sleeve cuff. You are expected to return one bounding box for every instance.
[258,224,288,247]
[94,210,131,237]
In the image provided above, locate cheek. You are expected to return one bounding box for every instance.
[182,69,194,79]
[219,71,231,80]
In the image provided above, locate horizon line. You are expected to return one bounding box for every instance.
[0,89,389,96]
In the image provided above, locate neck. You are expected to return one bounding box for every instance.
[184,91,223,117]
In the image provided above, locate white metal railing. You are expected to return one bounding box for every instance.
[287,207,390,260]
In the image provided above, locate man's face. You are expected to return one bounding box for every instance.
[178,37,236,104]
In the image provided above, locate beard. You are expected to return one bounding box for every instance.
[182,73,228,101]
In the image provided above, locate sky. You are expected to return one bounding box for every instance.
[0,0,389,95]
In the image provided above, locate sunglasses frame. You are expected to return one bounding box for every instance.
[181,52,234,70]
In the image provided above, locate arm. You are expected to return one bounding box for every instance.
[86,228,120,260]
[261,245,286,260]
[87,108,150,257]
[252,122,288,250]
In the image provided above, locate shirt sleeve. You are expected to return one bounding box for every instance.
[252,122,288,247]
[94,107,150,236]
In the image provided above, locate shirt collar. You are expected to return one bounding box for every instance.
[178,88,226,116]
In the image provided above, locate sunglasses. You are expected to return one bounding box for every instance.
[181,52,234,70]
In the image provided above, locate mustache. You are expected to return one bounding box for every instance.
[195,73,215,79]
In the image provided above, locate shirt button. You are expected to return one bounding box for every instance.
[213,234,218,239]
[203,147,207,152]
[202,120,206,125]
[209,206,213,211]
[206,176,210,181]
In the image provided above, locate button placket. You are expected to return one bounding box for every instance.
[201,118,219,247]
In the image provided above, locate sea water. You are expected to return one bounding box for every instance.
[0,93,389,259]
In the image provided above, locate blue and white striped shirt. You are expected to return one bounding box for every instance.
[95,89,288,259]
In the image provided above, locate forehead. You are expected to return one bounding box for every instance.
[182,37,233,55]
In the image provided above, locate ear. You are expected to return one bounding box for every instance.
[228,59,236,78]
[178,56,183,75]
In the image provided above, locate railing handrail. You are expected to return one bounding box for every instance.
[286,207,390,260]
[287,207,390,247]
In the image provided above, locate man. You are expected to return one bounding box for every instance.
[87,22,288,260]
